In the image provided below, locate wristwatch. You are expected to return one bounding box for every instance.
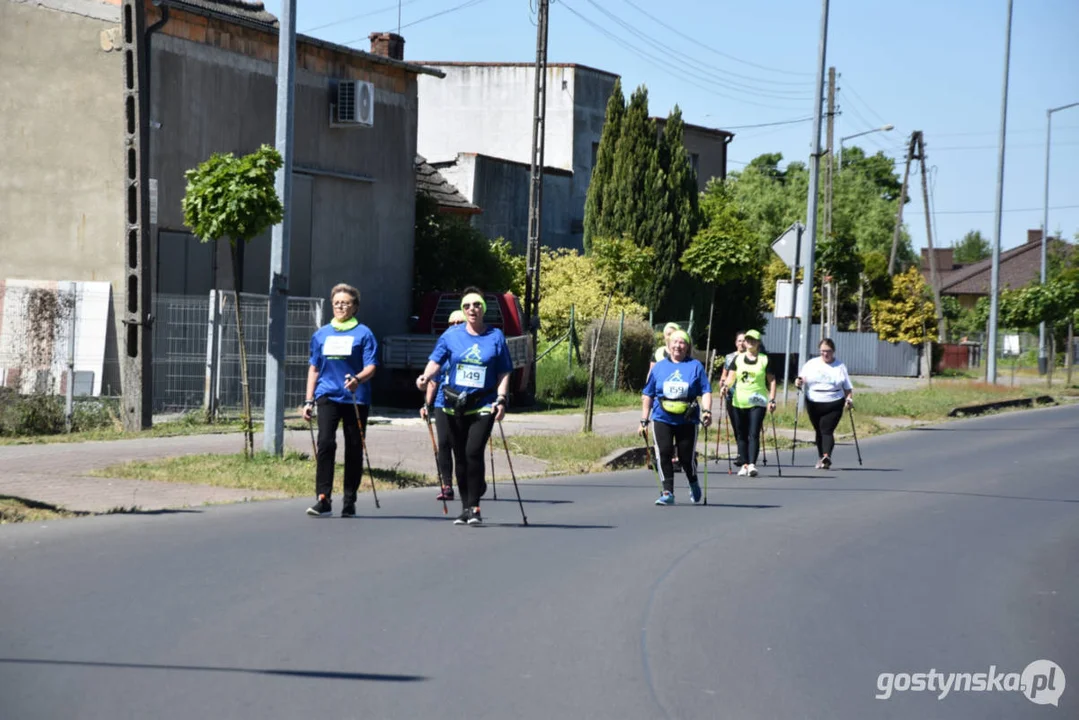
[304,399,315,408]
[495,394,508,407]
[640,419,649,427]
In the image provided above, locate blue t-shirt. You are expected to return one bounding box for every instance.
[429,325,513,414]
[309,321,379,405]
[642,357,712,426]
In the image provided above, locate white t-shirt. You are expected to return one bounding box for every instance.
[799,357,852,403]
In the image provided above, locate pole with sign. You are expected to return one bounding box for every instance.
[772,222,804,406]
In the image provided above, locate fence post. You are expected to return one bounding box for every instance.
[64,284,77,433]
[204,289,221,421]
[568,304,575,371]
[648,307,653,330]
[612,309,625,391]
[687,306,695,337]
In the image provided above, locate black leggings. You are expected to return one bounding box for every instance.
[446,410,495,508]
[724,389,744,465]
[731,406,765,466]
[806,398,845,458]
[434,408,454,486]
[652,421,699,493]
[315,398,368,501]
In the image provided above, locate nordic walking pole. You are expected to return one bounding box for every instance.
[307,416,317,460]
[641,423,663,493]
[489,435,497,500]
[848,405,863,466]
[424,415,448,515]
[346,378,380,509]
[722,395,733,475]
[791,391,800,466]
[769,407,783,478]
[496,420,528,526]
[702,422,710,505]
[760,425,768,466]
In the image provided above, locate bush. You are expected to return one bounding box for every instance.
[71,398,122,432]
[0,390,65,436]
[581,317,654,392]
[536,248,647,340]
[536,361,590,403]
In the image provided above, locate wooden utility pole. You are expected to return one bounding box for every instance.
[916,133,945,341]
[822,66,836,337]
[523,0,549,403]
[888,133,915,276]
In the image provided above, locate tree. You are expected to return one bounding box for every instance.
[870,267,936,344]
[583,79,624,254]
[952,230,991,264]
[681,180,757,362]
[605,86,656,242]
[535,247,646,340]
[583,235,653,432]
[182,145,283,457]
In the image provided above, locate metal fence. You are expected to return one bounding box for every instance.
[152,291,323,415]
[761,313,921,377]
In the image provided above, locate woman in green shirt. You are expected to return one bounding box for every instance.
[721,329,776,477]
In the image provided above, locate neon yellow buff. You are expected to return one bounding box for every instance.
[732,354,770,409]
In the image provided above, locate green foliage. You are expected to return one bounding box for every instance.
[817,231,863,291]
[536,361,590,402]
[591,235,654,297]
[536,247,647,340]
[682,180,757,285]
[997,276,1079,330]
[606,86,657,241]
[412,194,525,307]
[861,250,893,300]
[583,79,624,254]
[580,317,654,391]
[870,267,936,343]
[182,145,284,245]
[952,230,992,264]
[0,391,118,437]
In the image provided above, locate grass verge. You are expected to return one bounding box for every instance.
[852,381,1053,420]
[0,415,250,446]
[505,432,644,474]
[92,451,430,497]
[0,496,84,524]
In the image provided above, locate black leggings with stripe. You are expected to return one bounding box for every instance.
[652,421,699,493]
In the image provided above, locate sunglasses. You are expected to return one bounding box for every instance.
[332,302,354,308]
[462,302,484,310]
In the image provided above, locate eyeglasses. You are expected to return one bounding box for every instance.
[462,302,484,310]
[332,302,354,308]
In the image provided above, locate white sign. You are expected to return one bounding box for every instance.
[770,222,803,269]
[774,280,804,319]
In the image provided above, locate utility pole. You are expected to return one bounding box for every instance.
[523,0,549,403]
[822,66,836,337]
[915,133,944,341]
[987,0,1014,385]
[888,133,914,276]
[264,0,297,455]
[797,0,829,386]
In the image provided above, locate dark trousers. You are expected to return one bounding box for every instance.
[652,421,699,493]
[724,389,744,465]
[807,398,845,458]
[315,398,368,502]
[433,408,454,486]
[448,411,495,509]
[731,406,765,466]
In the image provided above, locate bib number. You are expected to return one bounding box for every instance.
[323,335,354,356]
[748,392,769,408]
[662,380,690,400]
[455,364,486,389]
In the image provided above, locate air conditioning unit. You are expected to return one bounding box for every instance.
[331,79,374,128]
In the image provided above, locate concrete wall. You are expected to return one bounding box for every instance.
[682,126,729,191]
[570,69,617,243]
[148,29,418,337]
[417,64,577,171]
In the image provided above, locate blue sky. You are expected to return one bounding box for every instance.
[272,0,1079,255]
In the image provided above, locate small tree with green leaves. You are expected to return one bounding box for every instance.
[681,180,757,368]
[583,235,654,432]
[870,267,936,344]
[182,144,283,457]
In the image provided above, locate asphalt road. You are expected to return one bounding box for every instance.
[2,404,1076,719]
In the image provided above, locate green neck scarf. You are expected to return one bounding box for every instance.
[331,317,358,331]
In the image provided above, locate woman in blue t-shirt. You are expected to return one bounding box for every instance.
[416,287,513,526]
[420,309,465,501]
[301,283,379,518]
[639,330,713,505]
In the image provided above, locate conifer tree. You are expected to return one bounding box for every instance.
[583,79,624,253]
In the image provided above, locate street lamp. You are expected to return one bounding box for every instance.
[838,124,894,168]
[1039,101,1079,374]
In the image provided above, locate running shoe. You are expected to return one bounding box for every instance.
[306,497,332,517]
[467,507,483,526]
[737,465,750,477]
[655,491,675,506]
[436,485,455,501]
[821,456,832,470]
[747,464,759,477]
[453,509,470,525]
[341,501,356,518]
[689,481,702,505]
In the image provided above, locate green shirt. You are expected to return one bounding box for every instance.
[732,353,771,409]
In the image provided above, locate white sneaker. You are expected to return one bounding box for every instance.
[748,464,759,477]
[737,465,750,477]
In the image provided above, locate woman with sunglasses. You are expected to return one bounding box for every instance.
[415,288,513,526]
[302,283,379,518]
[639,330,712,505]
[795,338,853,469]
[421,309,465,502]
[722,329,775,477]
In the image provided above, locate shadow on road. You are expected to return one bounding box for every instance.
[0,658,426,682]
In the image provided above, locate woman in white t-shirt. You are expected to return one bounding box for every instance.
[795,338,853,469]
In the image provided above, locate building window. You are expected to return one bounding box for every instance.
[689,153,700,175]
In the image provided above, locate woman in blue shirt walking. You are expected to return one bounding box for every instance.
[416,287,513,526]
[302,283,379,518]
[639,330,713,505]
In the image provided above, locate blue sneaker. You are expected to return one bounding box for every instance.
[689,481,702,505]
[654,491,674,506]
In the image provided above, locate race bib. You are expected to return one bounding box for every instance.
[455,364,486,389]
[748,392,769,408]
[323,335,354,356]
[662,380,690,400]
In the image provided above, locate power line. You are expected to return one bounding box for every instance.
[618,0,815,79]
[342,0,489,45]
[557,2,810,111]
[302,0,424,33]
[713,116,813,130]
[905,204,1079,215]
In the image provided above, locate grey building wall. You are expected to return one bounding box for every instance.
[682,126,730,191]
[0,0,125,386]
[570,68,618,245]
[148,33,418,338]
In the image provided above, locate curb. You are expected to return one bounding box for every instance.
[947,395,1056,418]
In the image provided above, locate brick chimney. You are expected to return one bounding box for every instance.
[1027,228,1043,245]
[369,32,405,61]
